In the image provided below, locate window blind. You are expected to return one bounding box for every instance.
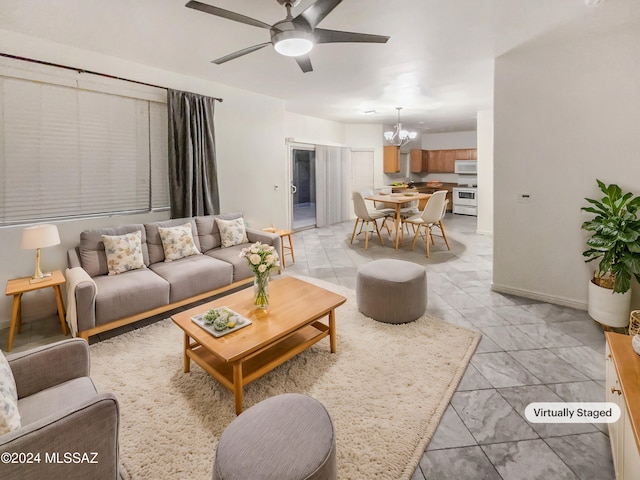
[0,75,168,225]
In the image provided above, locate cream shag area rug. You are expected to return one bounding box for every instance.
[90,278,480,480]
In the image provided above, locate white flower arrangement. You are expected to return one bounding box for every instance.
[239,242,280,277]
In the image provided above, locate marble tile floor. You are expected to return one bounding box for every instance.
[0,214,614,479]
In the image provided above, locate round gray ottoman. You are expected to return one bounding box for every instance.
[212,393,337,480]
[356,259,427,324]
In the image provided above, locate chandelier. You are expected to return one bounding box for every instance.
[384,107,417,147]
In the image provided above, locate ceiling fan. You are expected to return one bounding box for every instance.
[185,0,390,73]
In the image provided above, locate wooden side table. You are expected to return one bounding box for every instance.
[4,270,68,352]
[262,228,295,269]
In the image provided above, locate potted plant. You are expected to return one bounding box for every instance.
[581,180,640,327]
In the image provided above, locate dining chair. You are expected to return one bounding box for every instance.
[351,191,390,249]
[359,189,394,235]
[402,190,448,257]
[429,198,451,251]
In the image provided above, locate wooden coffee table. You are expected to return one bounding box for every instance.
[171,276,346,414]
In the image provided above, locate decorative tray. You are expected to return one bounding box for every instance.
[191,307,252,338]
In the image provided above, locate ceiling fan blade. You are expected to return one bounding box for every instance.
[212,43,271,65]
[295,55,313,73]
[314,28,390,44]
[186,1,271,29]
[293,0,342,29]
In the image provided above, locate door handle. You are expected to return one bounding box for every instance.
[611,387,622,396]
[291,183,298,194]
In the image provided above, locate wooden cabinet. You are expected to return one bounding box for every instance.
[406,147,478,173]
[383,146,400,173]
[453,148,478,160]
[606,332,640,480]
[423,148,478,172]
[427,150,457,173]
[410,149,429,172]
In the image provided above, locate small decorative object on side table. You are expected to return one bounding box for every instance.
[631,311,640,355]
[4,270,68,351]
[239,242,280,309]
[20,224,61,284]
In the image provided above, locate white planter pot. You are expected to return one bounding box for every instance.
[588,280,631,328]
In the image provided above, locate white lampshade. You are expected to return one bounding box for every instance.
[21,224,60,250]
[273,31,314,57]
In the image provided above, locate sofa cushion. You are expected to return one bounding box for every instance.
[206,244,254,283]
[102,230,146,275]
[0,351,20,434]
[215,217,249,248]
[145,218,201,265]
[93,269,170,325]
[149,255,233,303]
[194,213,243,252]
[17,377,97,426]
[158,223,201,262]
[80,224,149,277]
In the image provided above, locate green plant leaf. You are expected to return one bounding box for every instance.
[582,180,640,289]
[618,228,639,243]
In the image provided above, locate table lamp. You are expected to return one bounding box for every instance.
[21,224,60,283]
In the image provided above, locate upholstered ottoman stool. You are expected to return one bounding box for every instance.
[212,393,337,480]
[356,259,427,324]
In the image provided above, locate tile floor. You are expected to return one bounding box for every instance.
[1,214,614,480]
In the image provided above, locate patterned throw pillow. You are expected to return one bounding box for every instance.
[215,217,248,248]
[158,223,201,262]
[0,351,21,435]
[102,231,146,275]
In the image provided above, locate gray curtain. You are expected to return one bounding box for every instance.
[315,146,351,227]
[167,89,220,218]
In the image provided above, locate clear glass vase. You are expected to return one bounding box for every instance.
[253,274,270,309]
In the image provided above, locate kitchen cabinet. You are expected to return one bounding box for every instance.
[383,146,400,173]
[425,148,477,172]
[427,150,457,173]
[454,149,478,160]
[605,332,640,480]
[410,149,429,172]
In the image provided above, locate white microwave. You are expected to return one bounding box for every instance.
[454,160,477,174]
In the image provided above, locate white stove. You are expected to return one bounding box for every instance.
[453,175,477,216]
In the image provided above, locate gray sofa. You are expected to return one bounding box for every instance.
[67,213,281,341]
[0,339,121,480]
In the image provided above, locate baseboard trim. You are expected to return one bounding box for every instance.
[491,283,587,311]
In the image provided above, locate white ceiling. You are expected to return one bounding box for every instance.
[0,0,629,133]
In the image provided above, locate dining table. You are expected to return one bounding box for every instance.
[364,192,432,250]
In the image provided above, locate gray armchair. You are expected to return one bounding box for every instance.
[0,339,121,479]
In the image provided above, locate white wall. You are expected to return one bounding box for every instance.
[477,110,494,236]
[0,30,288,326]
[492,21,640,310]
[284,112,346,146]
[421,131,477,150]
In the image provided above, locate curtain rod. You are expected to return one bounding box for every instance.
[0,53,223,102]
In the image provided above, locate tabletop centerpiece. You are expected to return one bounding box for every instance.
[239,241,280,309]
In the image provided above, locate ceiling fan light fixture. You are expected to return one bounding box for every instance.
[273,31,314,57]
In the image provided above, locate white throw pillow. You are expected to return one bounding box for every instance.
[0,351,21,435]
[158,223,201,262]
[215,217,248,248]
[102,231,146,275]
